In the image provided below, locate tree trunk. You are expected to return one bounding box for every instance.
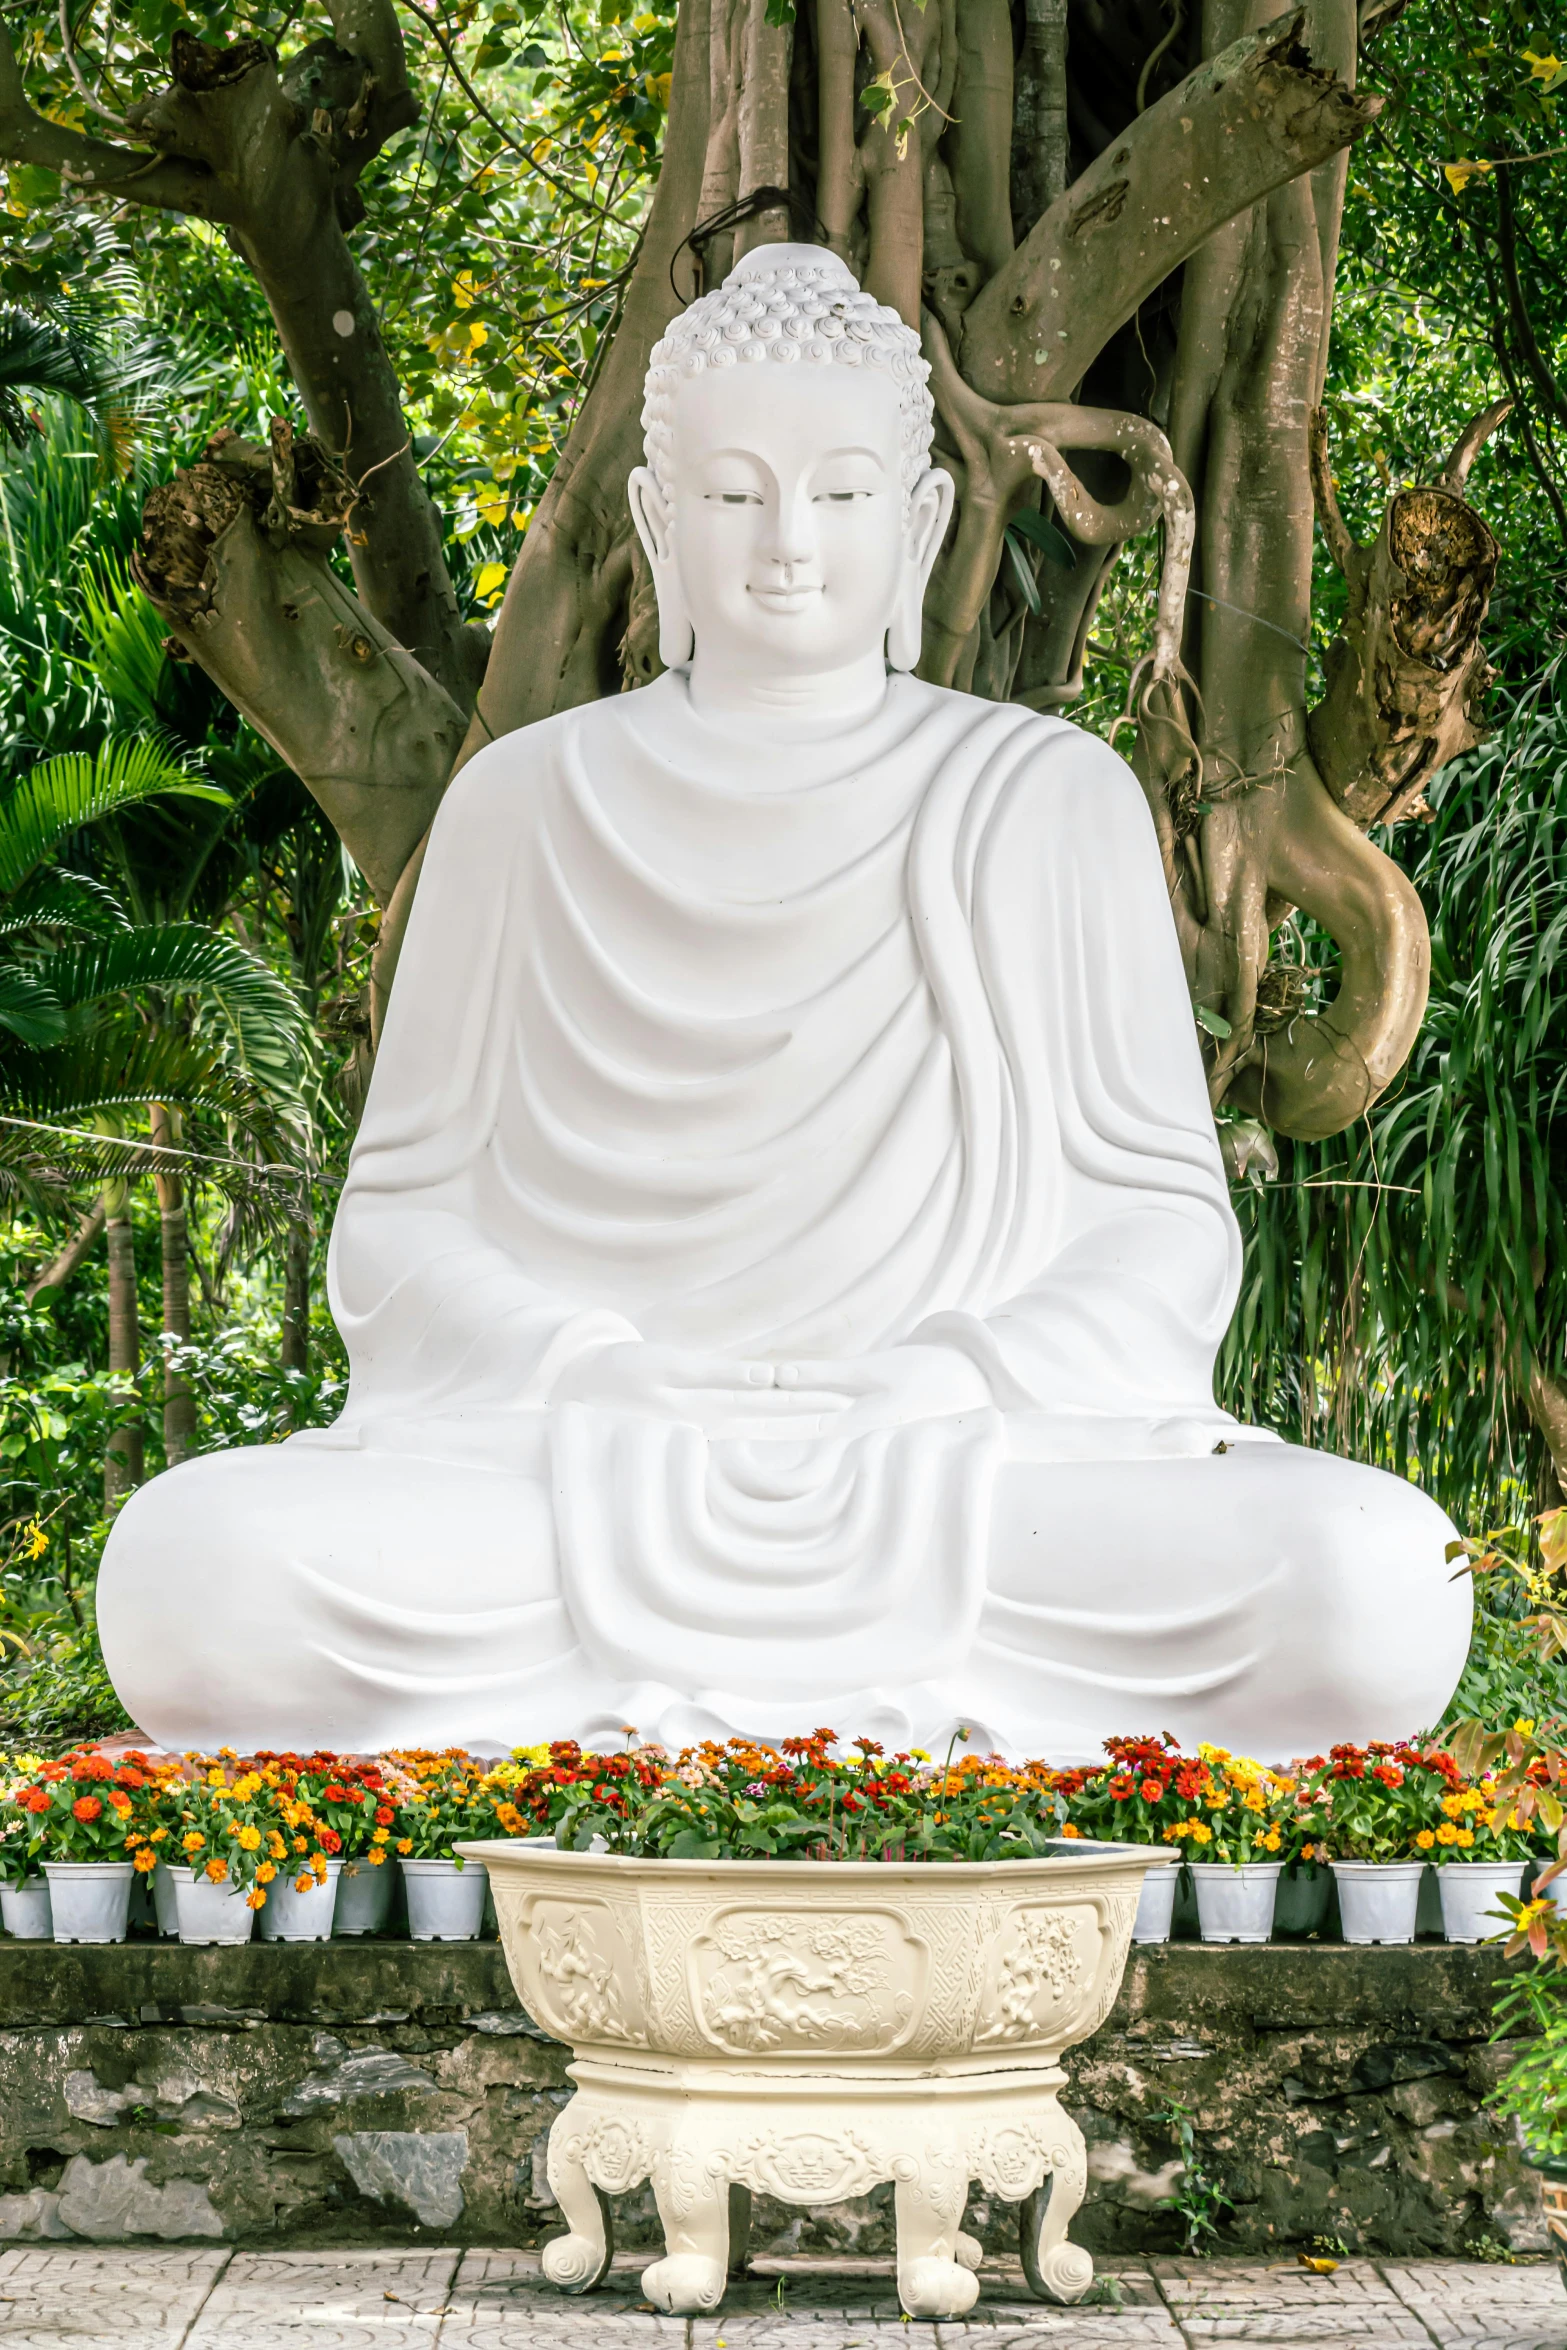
[0,0,1510,1150]
[149,1103,196,1468]
[281,1211,311,1379]
[103,1179,144,1511]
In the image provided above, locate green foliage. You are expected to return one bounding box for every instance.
[1157,2101,1235,2254]
[1492,1964,1567,2167]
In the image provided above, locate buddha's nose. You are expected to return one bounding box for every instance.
[766,487,815,576]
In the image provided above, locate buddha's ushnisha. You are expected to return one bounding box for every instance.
[99,247,1468,1757]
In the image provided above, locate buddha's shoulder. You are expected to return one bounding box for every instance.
[898,677,1150,824]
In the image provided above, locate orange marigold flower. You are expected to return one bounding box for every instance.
[71,1795,103,1823]
[132,1848,158,1874]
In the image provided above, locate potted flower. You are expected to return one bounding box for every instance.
[1068,1737,1184,1942]
[1427,1775,1534,1942]
[251,1757,337,1939]
[1165,1746,1294,1942]
[13,1748,154,1941]
[1305,1743,1456,1943]
[164,1760,277,1944]
[0,1752,53,1937]
[256,1754,402,1936]
[463,1729,1164,2322]
[390,1750,509,1939]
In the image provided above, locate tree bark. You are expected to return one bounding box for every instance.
[103,1180,144,1510]
[281,1212,311,1378]
[149,1103,196,1467]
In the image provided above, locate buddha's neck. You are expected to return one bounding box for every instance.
[685,651,891,739]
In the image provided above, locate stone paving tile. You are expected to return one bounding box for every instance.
[187,2251,457,2350]
[0,2247,229,2344]
[1150,2255,1432,2343]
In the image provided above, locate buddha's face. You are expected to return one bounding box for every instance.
[629,362,952,681]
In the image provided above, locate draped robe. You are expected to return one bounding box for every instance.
[319,671,1246,1725]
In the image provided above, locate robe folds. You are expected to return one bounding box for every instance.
[314,669,1249,1725]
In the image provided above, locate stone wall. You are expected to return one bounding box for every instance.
[0,1942,1538,2257]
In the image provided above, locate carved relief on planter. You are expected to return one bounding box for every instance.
[470,1839,1166,2324]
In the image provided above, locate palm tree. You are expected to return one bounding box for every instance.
[0,734,311,1504]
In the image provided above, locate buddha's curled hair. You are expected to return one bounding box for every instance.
[641,243,935,501]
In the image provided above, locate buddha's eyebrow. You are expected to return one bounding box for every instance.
[815,445,889,466]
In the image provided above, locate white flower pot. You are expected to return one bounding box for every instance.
[151,1860,180,1937]
[1273,1864,1332,1938]
[1332,1860,1424,1944]
[333,1857,395,1936]
[0,1877,52,1938]
[43,1861,134,1944]
[258,1857,340,1941]
[168,1864,255,1946]
[1131,1861,1179,1943]
[402,1856,488,1941]
[468,1838,1160,2320]
[1189,1861,1282,1943]
[1437,1860,1525,1944]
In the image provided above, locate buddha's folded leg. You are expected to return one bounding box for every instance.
[95,1434,580,1755]
[971,1444,1470,1761]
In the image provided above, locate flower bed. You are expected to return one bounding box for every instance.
[0,1729,1553,1947]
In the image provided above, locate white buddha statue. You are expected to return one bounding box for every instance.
[98,246,1470,1761]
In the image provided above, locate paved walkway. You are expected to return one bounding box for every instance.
[0,2248,1561,2349]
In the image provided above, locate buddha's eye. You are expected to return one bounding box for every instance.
[817,490,872,503]
[708,490,762,505]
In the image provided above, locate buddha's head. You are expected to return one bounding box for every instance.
[629,244,953,681]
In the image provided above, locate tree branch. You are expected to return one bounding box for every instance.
[0,20,224,215]
[961,8,1378,404]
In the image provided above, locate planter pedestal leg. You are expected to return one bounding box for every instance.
[542,2130,614,2292]
[893,2151,980,2320]
[1019,2113,1094,2305]
[644,2150,729,2314]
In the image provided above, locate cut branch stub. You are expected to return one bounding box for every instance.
[137,438,463,906]
[1307,415,1503,829]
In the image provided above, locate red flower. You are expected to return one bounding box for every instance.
[39,1763,67,1783]
[1108,1775,1135,1801]
[321,1785,347,1804]
[1139,1779,1164,1803]
[19,1787,50,1813]
[71,1754,112,1783]
[1371,1764,1404,1789]
[318,1828,342,1855]
[72,1795,103,1823]
[373,1806,395,1827]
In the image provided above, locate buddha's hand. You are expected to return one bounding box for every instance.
[550,1342,861,1436]
[769,1345,993,1439]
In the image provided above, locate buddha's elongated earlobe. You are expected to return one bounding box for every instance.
[887,467,956,672]
[629,466,694,668]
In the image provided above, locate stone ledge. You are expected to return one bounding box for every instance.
[0,1942,1532,2258]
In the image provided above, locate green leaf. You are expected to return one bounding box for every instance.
[1196,1003,1233,1039]
[1008,506,1078,570]
[666,1829,723,1859]
[0,739,230,898]
[1002,527,1044,617]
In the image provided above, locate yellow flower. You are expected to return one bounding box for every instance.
[182,1831,205,1854]
[1455,1829,1474,1849]
[1435,1822,1460,1846]
[1243,1790,1266,1814]
[206,1769,226,1789]
[1442,1793,1466,1820]
[292,1836,308,1855]
[255,1861,277,1884]
[246,1889,267,1910]
[293,1872,315,1894]
[267,1832,286,1859]
[396,1838,413,1856]
[150,1826,169,1844]
[132,1848,158,1874]
[1189,1820,1213,1845]
[368,1847,387,1865]
[204,1856,229,1883]
[237,1824,261,1852]
[371,1827,390,1845]
[1516,1718,1538,1738]
[1261,1830,1281,1852]
[1415,1829,1436,1851]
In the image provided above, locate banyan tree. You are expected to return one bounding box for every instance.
[0,0,1504,1149]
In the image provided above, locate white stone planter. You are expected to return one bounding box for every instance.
[257,1858,340,1941]
[402,1856,488,1941]
[1437,1860,1525,1944]
[334,1857,395,1936]
[1189,1861,1281,1944]
[168,1864,255,1946]
[43,1861,134,1944]
[1332,1860,1424,1945]
[466,1837,1158,2321]
[151,1860,180,1938]
[0,1877,52,1939]
[1131,1859,1179,1943]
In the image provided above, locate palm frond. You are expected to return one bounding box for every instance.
[0,1019,273,1130]
[26,923,311,1100]
[0,738,230,897]
[0,307,105,446]
[0,968,66,1047]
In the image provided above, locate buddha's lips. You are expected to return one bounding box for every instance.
[748,584,821,610]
